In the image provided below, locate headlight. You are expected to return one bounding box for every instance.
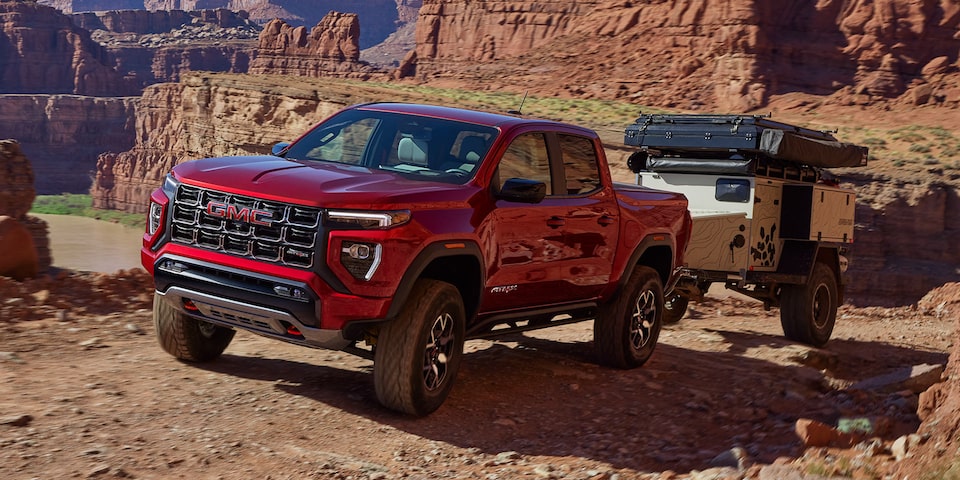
[325,210,411,229]
[148,201,164,235]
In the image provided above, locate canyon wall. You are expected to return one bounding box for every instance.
[407,0,960,111]
[0,1,139,96]
[845,175,960,306]
[0,95,137,194]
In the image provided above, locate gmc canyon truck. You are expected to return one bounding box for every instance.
[142,102,691,416]
[624,113,868,347]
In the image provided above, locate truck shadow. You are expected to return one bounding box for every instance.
[195,327,947,474]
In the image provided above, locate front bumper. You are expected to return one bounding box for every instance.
[157,286,352,350]
[151,254,388,350]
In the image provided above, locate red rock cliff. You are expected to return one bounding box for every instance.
[407,0,960,111]
[0,95,137,194]
[0,0,138,96]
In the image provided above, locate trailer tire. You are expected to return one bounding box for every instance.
[780,262,838,347]
[595,266,663,369]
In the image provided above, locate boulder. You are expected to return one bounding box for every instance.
[0,216,39,280]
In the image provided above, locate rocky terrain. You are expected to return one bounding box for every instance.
[0,268,956,479]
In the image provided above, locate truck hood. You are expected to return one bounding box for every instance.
[171,155,473,207]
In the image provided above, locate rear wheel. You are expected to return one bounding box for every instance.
[374,279,465,416]
[595,266,664,369]
[780,262,838,347]
[662,292,689,324]
[153,293,235,362]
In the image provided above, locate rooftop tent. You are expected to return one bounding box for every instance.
[624,114,868,170]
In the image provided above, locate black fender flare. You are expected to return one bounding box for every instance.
[385,240,485,320]
[615,234,676,294]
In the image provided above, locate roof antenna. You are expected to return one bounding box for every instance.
[507,91,528,115]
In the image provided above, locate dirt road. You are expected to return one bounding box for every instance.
[0,272,953,479]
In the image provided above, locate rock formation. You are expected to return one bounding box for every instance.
[0,140,51,274]
[0,0,139,96]
[405,0,960,112]
[248,14,378,78]
[75,9,260,88]
[40,0,407,48]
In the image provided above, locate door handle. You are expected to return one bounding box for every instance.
[598,215,616,226]
[546,217,565,229]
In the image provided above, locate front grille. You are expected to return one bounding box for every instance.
[170,184,322,269]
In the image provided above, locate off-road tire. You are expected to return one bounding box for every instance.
[374,279,465,416]
[662,292,689,324]
[595,266,664,369]
[153,293,235,362]
[780,262,838,347]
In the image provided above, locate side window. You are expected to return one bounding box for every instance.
[496,133,552,194]
[716,178,751,202]
[559,134,601,195]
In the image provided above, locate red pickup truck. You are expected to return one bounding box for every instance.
[142,103,691,415]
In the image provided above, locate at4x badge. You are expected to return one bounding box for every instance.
[490,285,518,294]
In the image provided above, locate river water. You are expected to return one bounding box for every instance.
[34,214,145,273]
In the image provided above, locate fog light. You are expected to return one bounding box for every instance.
[340,241,381,281]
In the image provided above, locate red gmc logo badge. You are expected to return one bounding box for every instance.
[206,201,274,226]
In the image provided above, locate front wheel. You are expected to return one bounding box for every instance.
[153,293,235,362]
[780,262,838,347]
[374,279,465,416]
[595,266,664,369]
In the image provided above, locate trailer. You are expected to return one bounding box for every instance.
[624,113,868,347]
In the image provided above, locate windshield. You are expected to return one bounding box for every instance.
[282,109,499,184]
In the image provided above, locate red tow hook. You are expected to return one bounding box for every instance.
[286,325,302,336]
[183,299,199,312]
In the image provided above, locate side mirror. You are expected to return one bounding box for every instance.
[497,178,546,204]
[271,142,291,156]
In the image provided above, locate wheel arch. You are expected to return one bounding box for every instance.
[386,241,484,321]
[777,240,845,301]
[618,235,675,291]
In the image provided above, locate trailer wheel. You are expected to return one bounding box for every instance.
[153,293,235,362]
[374,279,465,416]
[663,292,689,324]
[780,262,838,347]
[595,266,664,369]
